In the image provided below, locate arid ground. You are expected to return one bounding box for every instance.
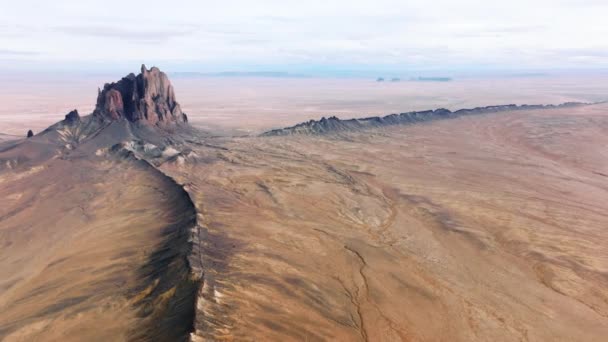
[1,74,608,341]
[161,103,608,341]
[0,149,197,341]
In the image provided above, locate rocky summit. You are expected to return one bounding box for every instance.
[93,64,188,126]
[63,109,80,125]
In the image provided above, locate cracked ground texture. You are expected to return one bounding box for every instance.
[155,103,608,341]
[2,103,608,341]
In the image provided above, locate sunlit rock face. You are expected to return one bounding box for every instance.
[93,64,187,125]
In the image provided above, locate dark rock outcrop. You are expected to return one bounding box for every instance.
[64,109,81,125]
[27,130,33,138]
[262,102,587,136]
[93,64,187,126]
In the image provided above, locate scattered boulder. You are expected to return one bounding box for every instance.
[27,130,34,138]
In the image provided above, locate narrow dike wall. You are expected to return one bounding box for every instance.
[261,101,590,136]
[116,150,203,342]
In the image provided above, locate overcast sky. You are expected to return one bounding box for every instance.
[1,0,607,75]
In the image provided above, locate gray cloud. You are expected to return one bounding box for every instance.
[557,48,608,58]
[545,48,608,62]
[1,0,608,70]
[54,25,196,44]
[0,49,39,56]
[0,24,39,38]
[453,25,546,38]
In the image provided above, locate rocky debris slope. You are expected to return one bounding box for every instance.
[94,64,188,125]
[262,102,586,136]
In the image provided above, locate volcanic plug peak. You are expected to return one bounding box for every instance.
[93,64,187,125]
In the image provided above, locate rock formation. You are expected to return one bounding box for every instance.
[27,130,33,138]
[64,109,81,125]
[262,102,587,136]
[93,64,187,126]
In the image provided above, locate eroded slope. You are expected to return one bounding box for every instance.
[0,152,197,341]
[156,103,608,341]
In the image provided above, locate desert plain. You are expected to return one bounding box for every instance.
[1,73,607,135]
[1,72,608,341]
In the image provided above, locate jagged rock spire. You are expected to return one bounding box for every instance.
[93,65,188,126]
[64,109,80,125]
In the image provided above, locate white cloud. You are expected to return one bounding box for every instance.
[1,0,607,72]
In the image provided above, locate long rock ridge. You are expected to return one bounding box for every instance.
[261,102,587,136]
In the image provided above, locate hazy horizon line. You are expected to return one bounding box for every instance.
[2,63,608,80]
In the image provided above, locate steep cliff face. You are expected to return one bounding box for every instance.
[94,65,188,126]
